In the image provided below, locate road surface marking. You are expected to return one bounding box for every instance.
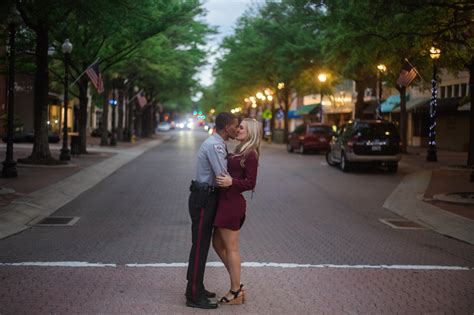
[0,261,471,270]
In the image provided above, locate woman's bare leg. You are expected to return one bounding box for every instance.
[212,228,229,270]
[219,228,241,291]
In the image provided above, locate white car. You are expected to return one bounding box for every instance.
[157,122,171,132]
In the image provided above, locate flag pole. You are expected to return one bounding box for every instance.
[404,58,424,84]
[126,89,142,105]
[69,58,100,88]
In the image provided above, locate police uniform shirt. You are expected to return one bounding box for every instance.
[195,133,228,187]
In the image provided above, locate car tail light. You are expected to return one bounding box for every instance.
[347,137,356,151]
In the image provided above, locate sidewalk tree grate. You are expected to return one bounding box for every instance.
[34,216,80,227]
[379,219,428,230]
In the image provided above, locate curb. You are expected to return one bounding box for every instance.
[383,170,474,245]
[0,137,169,240]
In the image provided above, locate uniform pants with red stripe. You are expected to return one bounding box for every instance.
[185,190,218,301]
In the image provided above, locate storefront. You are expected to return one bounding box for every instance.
[47,93,75,134]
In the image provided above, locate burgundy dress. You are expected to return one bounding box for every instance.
[214,150,258,231]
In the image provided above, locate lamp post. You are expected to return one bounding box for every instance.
[427,46,441,162]
[110,76,118,146]
[2,4,22,177]
[376,64,387,119]
[318,73,327,123]
[59,39,73,161]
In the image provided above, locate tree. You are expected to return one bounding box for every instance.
[213,0,325,140]
[14,0,76,164]
[60,0,208,152]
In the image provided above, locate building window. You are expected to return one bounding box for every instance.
[461,83,467,97]
[447,85,453,98]
[453,84,460,97]
[440,86,446,98]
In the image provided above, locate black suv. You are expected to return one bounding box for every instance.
[326,120,401,173]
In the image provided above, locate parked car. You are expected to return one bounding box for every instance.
[287,123,334,154]
[1,132,60,143]
[156,122,171,132]
[326,120,401,173]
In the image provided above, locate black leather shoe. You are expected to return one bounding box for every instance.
[185,289,216,299]
[204,289,216,298]
[186,298,218,309]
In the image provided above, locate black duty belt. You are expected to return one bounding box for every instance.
[190,180,219,193]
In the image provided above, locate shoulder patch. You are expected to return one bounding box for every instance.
[213,143,226,155]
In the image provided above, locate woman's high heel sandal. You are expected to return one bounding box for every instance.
[219,288,245,305]
[240,284,246,302]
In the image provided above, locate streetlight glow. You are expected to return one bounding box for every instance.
[377,64,387,73]
[256,92,264,99]
[318,73,327,82]
[430,46,441,60]
[267,95,273,101]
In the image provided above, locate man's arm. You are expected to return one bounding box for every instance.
[207,143,228,177]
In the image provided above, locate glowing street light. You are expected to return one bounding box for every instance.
[377,64,387,73]
[427,46,441,162]
[317,73,327,122]
[376,64,387,118]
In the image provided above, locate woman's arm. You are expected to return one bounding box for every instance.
[231,151,258,192]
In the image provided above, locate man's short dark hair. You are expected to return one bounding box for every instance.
[215,112,237,131]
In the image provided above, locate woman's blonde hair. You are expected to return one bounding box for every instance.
[234,118,262,167]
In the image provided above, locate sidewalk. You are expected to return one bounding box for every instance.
[383,147,474,244]
[0,134,169,239]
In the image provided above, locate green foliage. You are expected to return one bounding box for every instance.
[211,0,327,111]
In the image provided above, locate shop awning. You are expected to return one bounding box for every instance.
[295,103,320,115]
[380,94,410,113]
[288,110,302,119]
[392,97,430,112]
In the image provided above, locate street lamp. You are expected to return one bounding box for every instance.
[376,64,387,119]
[2,4,22,178]
[427,46,441,162]
[110,75,118,146]
[318,73,327,123]
[59,39,73,161]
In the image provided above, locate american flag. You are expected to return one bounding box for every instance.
[85,62,104,94]
[137,90,147,107]
[397,62,417,87]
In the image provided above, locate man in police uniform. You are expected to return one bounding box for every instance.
[185,112,238,309]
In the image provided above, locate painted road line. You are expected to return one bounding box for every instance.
[0,262,116,267]
[0,261,470,270]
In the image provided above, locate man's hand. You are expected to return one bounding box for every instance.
[216,173,232,187]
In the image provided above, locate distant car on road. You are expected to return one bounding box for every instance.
[326,120,401,173]
[287,123,334,154]
[156,122,171,132]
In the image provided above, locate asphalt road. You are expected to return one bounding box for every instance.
[1,130,473,314]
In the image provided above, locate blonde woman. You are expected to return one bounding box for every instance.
[213,118,261,305]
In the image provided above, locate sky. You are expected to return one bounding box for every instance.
[197,0,255,87]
